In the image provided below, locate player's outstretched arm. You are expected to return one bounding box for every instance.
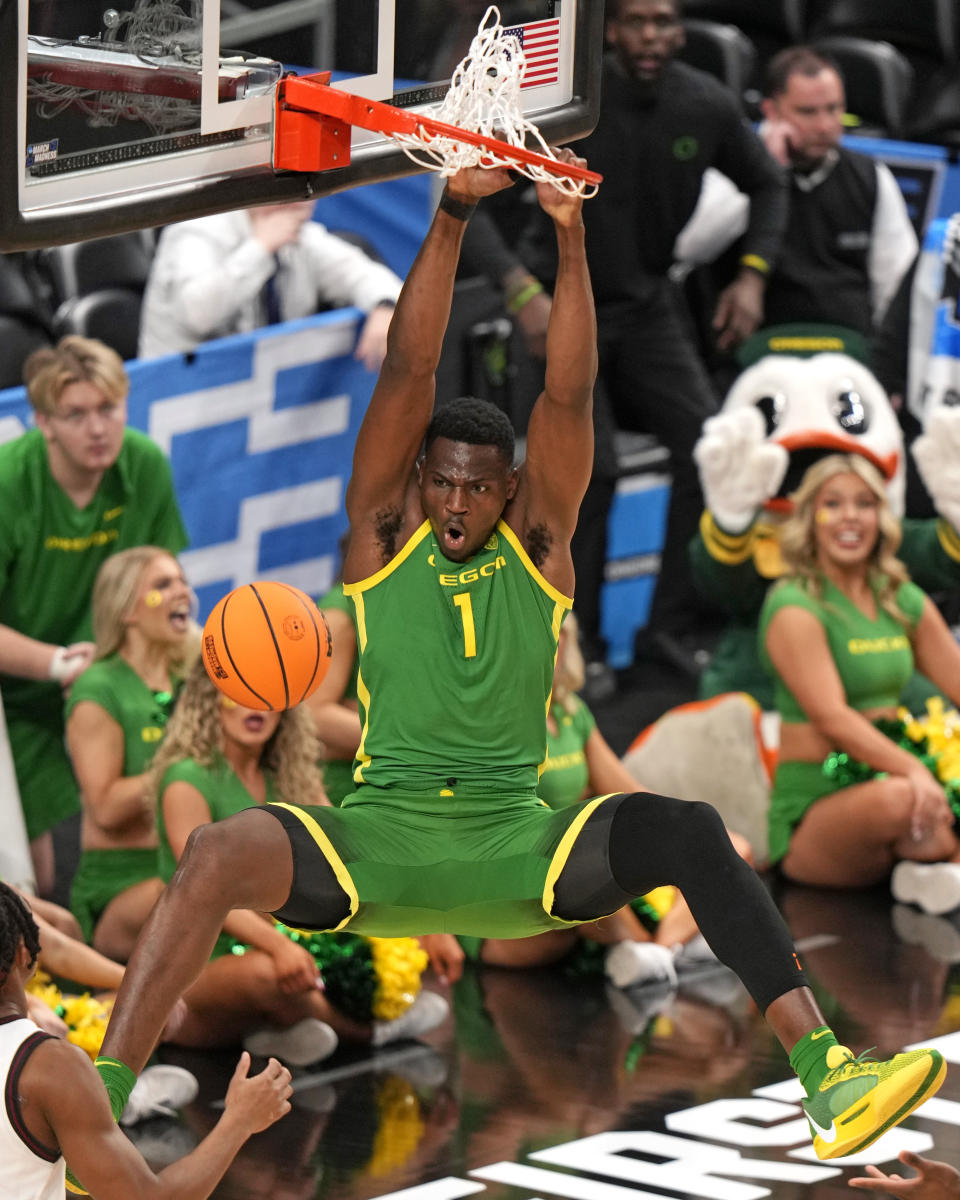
[346,167,515,527]
[31,1041,290,1199]
[849,1151,960,1200]
[520,151,597,552]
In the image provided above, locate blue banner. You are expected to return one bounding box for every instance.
[0,310,374,620]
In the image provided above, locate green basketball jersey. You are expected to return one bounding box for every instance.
[343,519,571,794]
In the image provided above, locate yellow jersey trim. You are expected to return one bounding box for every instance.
[542,793,620,923]
[497,520,573,608]
[937,518,960,564]
[353,666,372,783]
[536,604,569,779]
[351,592,372,782]
[739,253,770,275]
[700,510,755,565]
[268,802,359,930]
[343,520,432,595]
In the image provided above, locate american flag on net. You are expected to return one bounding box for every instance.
[505,19,561,88]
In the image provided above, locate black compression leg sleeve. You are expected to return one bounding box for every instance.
[263,803,352,932]
[559,791,807,1013]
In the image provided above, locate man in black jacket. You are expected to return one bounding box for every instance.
[517,0,787,686]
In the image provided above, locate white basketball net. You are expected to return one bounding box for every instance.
[392,6,595,197]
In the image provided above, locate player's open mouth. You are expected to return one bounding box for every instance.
[443,524,465,551]
[243,714,266,732]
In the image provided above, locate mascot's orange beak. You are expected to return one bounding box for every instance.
[763,433,899,514]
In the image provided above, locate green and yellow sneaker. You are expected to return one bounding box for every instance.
[803,1045,946,1159]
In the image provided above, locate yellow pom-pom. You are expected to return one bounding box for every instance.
[642,886,677,919]
[368,938,428,1021]
[25,973,110,1060]
[366,1077,425,1177]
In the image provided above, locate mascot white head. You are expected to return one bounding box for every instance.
[910,214,960,533]
[695,352,905,533]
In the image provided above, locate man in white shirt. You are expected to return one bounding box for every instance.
[139,201,403,365]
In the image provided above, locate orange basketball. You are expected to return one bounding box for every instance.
[201,581,332,711]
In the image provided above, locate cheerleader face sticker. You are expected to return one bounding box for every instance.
[128,554,193,647]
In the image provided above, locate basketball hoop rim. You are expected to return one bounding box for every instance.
[275,73,603,188]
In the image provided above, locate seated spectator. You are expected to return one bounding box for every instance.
[138,202,403,365]
[151,661,448,1065]
[760,454,960,903]
[0,336,188,896]
[7,882,124,1037]
[65,546,197,960]
[758,46,917,339]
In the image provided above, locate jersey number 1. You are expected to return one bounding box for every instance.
[453,592,477,658]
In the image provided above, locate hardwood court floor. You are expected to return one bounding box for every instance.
[143,881,960,1200]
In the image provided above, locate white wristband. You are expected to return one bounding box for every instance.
[48,647,73,684]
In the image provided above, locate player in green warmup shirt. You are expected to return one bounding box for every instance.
[94,159,945,1172]
[760,454,960,901]
[65,548,196,959]
[0,337,187,895]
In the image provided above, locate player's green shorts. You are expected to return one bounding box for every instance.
[265,786,627,940]
[70,847,159,943]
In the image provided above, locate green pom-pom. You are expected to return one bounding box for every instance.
[276,927,378,1022]
[820,718,960,823]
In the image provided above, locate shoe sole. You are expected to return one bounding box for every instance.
[374,992,451,1045]
[812,1052,946,1159]
[119,1065,199,1127]
[244,1019,338,1067]
[892,862,960,916]
[605,945,677,990]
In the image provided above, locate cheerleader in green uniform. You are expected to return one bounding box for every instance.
[66,547,196,961]
[761,454,960,905]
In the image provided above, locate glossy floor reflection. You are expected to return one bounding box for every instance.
[139,883,960,1200]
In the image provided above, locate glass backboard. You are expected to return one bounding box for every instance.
[1,0,602,249]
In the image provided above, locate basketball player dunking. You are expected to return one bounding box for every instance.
[89,157,943,1182]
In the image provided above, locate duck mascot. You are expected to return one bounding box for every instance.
[624,312,960,861]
